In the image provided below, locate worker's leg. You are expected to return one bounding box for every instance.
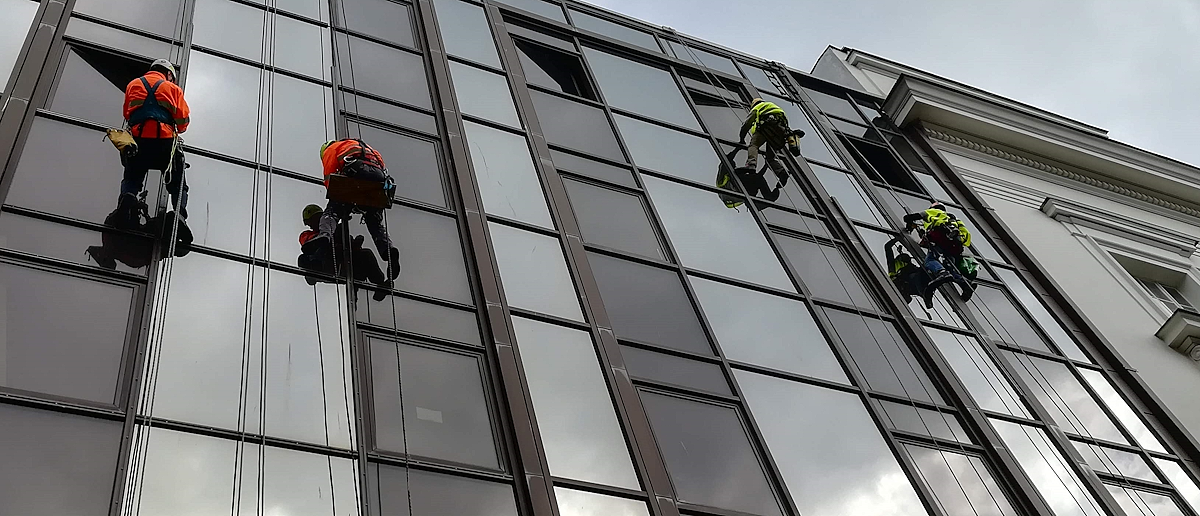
[318,201,352,241]
[923,246,946,275]
[743,131,766,169]
[164,146,189,217]
[762,142,788,188]
[120,138,163,202]
[362,208,400,280]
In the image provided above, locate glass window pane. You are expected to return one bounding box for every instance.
[357,293,481,346]
[903,444,1019,516]
[337,34,431,108]
[762,210,828,237]
[496,0,565,21]
[369,464,518,516]
[916,172,955,203]
[811,165,887,226]
[259,172,327,264]
[644,176,795,291]
[0,405,121,516]
[193,0,330,80]
[514,39,595,100]
[854,225,966,328]
[530,89,623,160]
[690,275,847,382]
[584,48,698,130]
[1001,352,1127,444]
[1154,459,1200,515]
[743,64,783,94]
[613,114,715,184]
[588,252,711,354]
[736,371,927,516]
[349,206,472,305]
[991,418,1106,516]
[777,235,875,307]
[177,154,260,256]
[368,338,498,468]
[0,263,133,404]
[49,46,143,128]
[569,10,660,53]
[803,88,866,122]
[1107,485,1187,516]
[968,284,1053,353]
[667,42,741,76]
[993,268,1089,362]
[640,390,782,515]
[1070,441,1157,482]
[489,222,583,321]
[620,345,730,395]
[246,0,328,21]
[555,487,650,516]
[74,0,185,38]
[512,316,640,489]
[463,121,554,228]
[823,309,943,403]
[1,0,37,94]
[1079,369,1166,453]
[928,327,1029,417]
[347,121,447,208]
[65,16,178,59]
[345,93,438,135]
[0,212,151,275]
[263,72,335,175]
[431,0,500,68]
[551,149,636,187]
[960,214,1002,260]
[338,0,415,47]
[763,92,843,167]
[450,61,521,127]
[878,400,971,443]
[692,91,746,143]
[562,178,664,260]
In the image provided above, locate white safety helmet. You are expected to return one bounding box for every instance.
[150,59,177,81]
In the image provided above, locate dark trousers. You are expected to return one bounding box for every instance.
[925,246,970,288]
[121,137,188,212]
[318,161,392,260]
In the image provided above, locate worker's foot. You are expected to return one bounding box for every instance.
[387,247,401,280]
[775,169,789,188]
[115,193,141,229]
[921,290,936,310]
[372,288,389,302]
[85,246,116,270]
[923,271,954,301]
[959,282,975,302]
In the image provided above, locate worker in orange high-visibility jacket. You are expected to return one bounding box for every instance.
[118,59,192,220]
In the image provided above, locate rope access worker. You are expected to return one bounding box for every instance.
[117,59,190,225]
[903,201,975,301]
[298,204,389,301]
[885,236,936,309]
[308,139,401,283]
[736,98,802,177]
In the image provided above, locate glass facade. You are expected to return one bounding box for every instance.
[0,1,1197,516]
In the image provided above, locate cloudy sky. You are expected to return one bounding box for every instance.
[583,0,1200,167]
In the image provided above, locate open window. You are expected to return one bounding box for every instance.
[513,37,595,100]
[839,134,923,192]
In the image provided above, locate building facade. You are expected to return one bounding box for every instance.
[1,1,1198,516]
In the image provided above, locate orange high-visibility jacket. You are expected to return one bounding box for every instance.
[123,71,190,138]
[320,139,387,186]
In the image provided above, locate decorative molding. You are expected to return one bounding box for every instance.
[1156,309,1200,361]
[958,170,1045,210]
[925,127,1200,220]
[1041,197,1199,257]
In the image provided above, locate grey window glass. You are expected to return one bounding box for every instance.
[928,327,1029,417]
[131,428,360,516]
[0,262,133,405]
[463,121,554,228]
[73,0,185,38]
[584,48,699,129]
[854,225,966,328]
[1154,459,1200,515]
[1001,351,1127,443]
[258,172,327,263]
[613,114,716,184]
[49,46,142,128]
[562,178,664,260]
[811,164,888,226]
[993,268,1090,362]
[991,418,1106,516]
[431,0,500,68]
[350,206,473,305]
[489,222,583,321]
[0,405,122,516]
[552,149,636,188]
[588,252,711,354]
[968,284,1053,353]
[368,464,518,516]
[803,87,865,122]
[337,0,415,47]
[1,0,37,95]
[916,172,955,203]
[555,487,650,516]
[569,10,660,52]
[514,39,596,100]
[246,0,329,21]
[347,121,447,208]
[345,93,438,135]
[667,42,741,77]
[1079,369,1166,453]
[1070,441,1157,482]
[151,256,356,448]
[690,275,847,382]
[644,176,795,291]
[336,34,431,109]
[778,235,875,307]
[530,90,623,160]
[620,345,730,395]
[878,400,971,443]
[450,61,521,128]
[0,212,150,275]
[903,444,1019,516]
[64,17,179,60]
[357,294,481,346]
[735,371,927,516]
[763,210,828,238]
[692,91,746,143]
[497,0,566,21]
[369,338,498,468]
[512,316,640,489]
[743,64,783,94]
[960,214,1002,259]
[822,309,943,403]
[640,390,781,515]
[193,0,330,80]
[177,154,259,256]
[762,92,844,167]
[1107,485,1187,516]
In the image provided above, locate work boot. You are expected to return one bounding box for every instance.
[387,247,401,280]
[959,281,976,302]
[372,288,389,302]
[923,271,954,303]
[302,234,334,271]
[86,246,117,270]
[115,193,141,229]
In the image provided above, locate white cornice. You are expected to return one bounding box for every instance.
[1042,198,1199,257]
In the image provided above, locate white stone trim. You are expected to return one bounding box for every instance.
[1041,198,1200,258]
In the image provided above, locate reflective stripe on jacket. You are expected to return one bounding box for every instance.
[123,71,190,138]
[747,101,786,135]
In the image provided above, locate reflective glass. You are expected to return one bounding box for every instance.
[0,212,150,275]
[530,89,623,160]
[193,0,330,80]
[928,327,1029,417]
[1154,459,1200,515]
[1,0,37,94]
[811,164,888,226]
[736,371,927,516]
[514,38,596,100]
[246,0,329,21]
[368,337,498,468]
[667,42,741,76]
[643,176,795,291]
[640,391,781,515]
[588,252,711,354]
[176,154,259,256]
[878,400,971,443]
[555,488,650,516]
[692,91,746,143]
[1001,351,1127,443]
[620,345,730,395]
[345,93,438,135]
[50,46,142,128]
[369,464,519,516]
[763,92,843,167]
[431,0,501,68]
[551,149,636,188]
[74,0,186,38]
[803,87,866,123]
[0,263,132,405]
[338,0,415,47]
[584,48,699,129]
[960,213,1002,259]
[357,293,481,346]
[1071,441,1157,482]
[1079,369,1166,453]
[777,235,875,307]
[991,418,1106,516]
[613,115,716,184]
[569,10,660,53]
[347,121,447,208]
[562,178,664,260]
[690,275,846,382]
[0,405,121,516]
[994,268,1090,361]
[350,206,473,305]
[968,284,1053,352]
[1107,485,1187,516]
[511,316,640,489]
[258,173,327,263]
[463,121,554,228]
[65,17,178,59]
[854,225,965,328]
[152,256,356,448]
[823,309,943,403]
[497,0,566,21]
[743,64,783,94]
[489,222,583,321]
[916,172,955,202]
[450,61,521,128]
[336,34,431,109]
[903,444,1018,516]
[762,210,828,237]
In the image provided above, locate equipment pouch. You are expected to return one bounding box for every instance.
[105,129,138,163]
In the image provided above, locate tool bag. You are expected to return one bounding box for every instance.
[326,141,394,210]
[105,128,139,164]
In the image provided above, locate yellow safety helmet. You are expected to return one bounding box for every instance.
[319,140,336,160]
[302,204,323,221]
[751,97,763,106]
